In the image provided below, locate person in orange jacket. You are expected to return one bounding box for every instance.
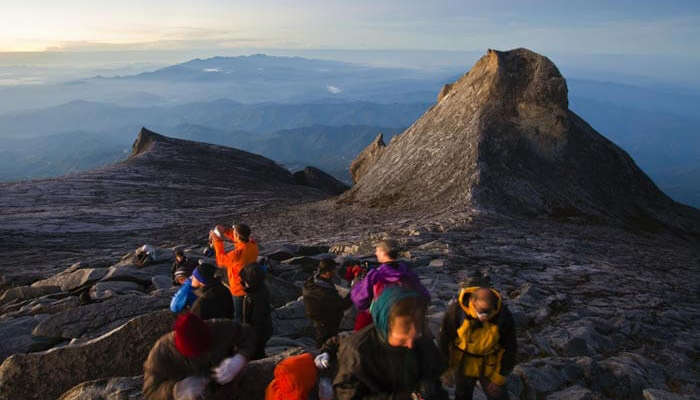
[265,353,318,400]
[209,223,259,322]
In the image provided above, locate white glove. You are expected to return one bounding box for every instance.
[172,376,209,400]
[211,354,247,385]
[318,377,334,400]
[314,352,330,369]
[213,227,223,238]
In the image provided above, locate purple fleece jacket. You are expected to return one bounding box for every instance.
[350,261,430,311]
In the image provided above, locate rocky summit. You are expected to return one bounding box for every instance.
[341,49,700,236]
[0,48,698,400]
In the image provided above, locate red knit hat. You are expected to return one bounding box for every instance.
[174,312,212,358]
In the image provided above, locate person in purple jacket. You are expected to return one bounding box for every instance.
[350,239,430,331]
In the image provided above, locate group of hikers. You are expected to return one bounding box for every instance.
[145,223,517,400]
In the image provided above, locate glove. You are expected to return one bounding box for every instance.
[318,377,334,400]
[172,376,208,400]
[212,354,247,384]
[314,352,330,369]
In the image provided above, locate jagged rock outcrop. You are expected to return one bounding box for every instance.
[0,310,174,400]
[342,48,700,234]
[293,166,349,195]
[349,133,386,184]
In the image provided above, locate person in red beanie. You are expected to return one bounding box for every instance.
[143,312,257,400]
[265,352,318,400]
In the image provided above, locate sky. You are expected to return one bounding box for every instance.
[1,0,699,56]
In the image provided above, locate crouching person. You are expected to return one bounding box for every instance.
[439,286,517,400]
[334,286,448,400]
[143,312,256,400]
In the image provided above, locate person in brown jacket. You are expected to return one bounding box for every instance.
[142,312,256,400]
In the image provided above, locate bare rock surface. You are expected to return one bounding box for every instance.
[341,49,700,235]
[0,309,174,400]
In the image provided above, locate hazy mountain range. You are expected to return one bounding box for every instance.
[0,54,697,207]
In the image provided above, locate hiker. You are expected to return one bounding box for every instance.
[439,285,517,400]
[171,250,198,286]
[334,286,448,399]
[265,352,318,400]
[143,312,256,400]
[210,223,259,322]
[303,258,353,346]
[239,262,273,360]
[351,239,430,331]
[170,276,198,314]
[190,263,234,320]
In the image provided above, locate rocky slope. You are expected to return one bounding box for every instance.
[341,49,700,236]
[0,128,344,287]
[0,48,698,400]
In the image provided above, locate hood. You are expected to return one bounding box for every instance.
[458,286,503,321]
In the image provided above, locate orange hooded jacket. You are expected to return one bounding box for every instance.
[212,230,259,297]
[265,353,318,400]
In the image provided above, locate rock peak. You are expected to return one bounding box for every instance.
[342,48,700,233]
[130,127,166,157]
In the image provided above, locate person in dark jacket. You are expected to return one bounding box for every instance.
[171,250,198,286]
[239,262,273,360]
[190,263,234,320]
[334,286,448,400]
[439,285,517,400]
[143,312,256,400]
[303,258,353,346]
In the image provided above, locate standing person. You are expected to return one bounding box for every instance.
[143,312,256,400]
[239,263,273,360]
[334,286,448,400]
[171,250,197,286]
[303,258,353,346]
[190,263,234,320]
[351,239,430,331]
[209,223,259,322]
[439,285,517,400]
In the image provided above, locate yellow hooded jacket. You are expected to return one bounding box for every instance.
[447,287,509,385]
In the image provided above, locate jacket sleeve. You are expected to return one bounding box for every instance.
[212,237,243,268]
[333,343,410,400]
[350,271,376,311]
[170,280,193,313]
[142,340,177,400]
[438,300,459,358]
[497,306,518,375]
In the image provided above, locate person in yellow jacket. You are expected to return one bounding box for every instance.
[439,284,517,400]
[209,223,259,322]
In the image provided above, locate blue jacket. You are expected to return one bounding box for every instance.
[170,278,198,313]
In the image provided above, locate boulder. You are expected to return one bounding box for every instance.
[598,353,667,399]
[266,274,302,308]
[0,285,61,306]
[150,275,172,291]
[89,281,145,300]
[100,266,156,285]
[0,315,49,362]
[32,294,169,340]
[271,299,312,338]
[349,133,386,184]
[546,385,595,400]
[58,376,144,400]
[0,310,175,400]
[642,389,692,400]
[31,268,108,292]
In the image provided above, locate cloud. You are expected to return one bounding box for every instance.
[327,85,342,94]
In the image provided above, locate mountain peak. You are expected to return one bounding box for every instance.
[342,48,700,234]
[130,127,166,157]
